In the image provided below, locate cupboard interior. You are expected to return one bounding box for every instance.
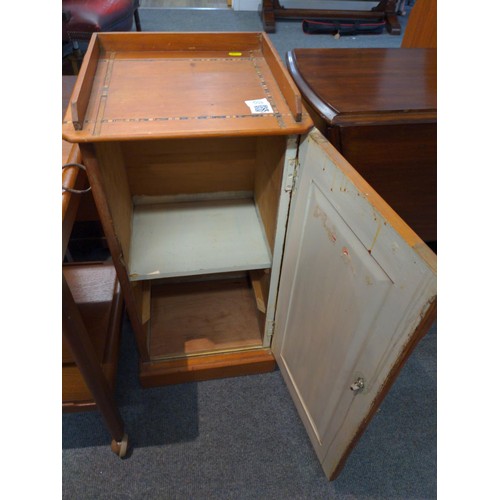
[95,134,288,360]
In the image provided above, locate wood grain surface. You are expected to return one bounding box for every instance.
[149,276,263,359]
[288,48,436,122]
[62,33,312,142]
[287,48,437,242]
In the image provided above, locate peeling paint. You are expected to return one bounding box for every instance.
[313,205,337,244]
[341,246,356,275]
[368,218,383,254]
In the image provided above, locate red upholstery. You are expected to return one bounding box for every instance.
[62,0,141,43]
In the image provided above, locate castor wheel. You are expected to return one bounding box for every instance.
[111,433,128,458]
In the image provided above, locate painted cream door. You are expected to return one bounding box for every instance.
[272,129,437,480]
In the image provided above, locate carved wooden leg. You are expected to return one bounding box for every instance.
[373,0,402,34]
[260,0,277,33]
[386,14,402,34]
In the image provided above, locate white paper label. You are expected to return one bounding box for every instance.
[245,98,273,114]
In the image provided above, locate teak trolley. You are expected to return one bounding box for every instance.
[63,32,436,480]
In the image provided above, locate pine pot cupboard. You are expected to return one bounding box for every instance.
[62,32,436,480]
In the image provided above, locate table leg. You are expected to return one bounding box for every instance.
[260,0,277,33]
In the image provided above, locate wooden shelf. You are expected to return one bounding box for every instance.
[128,197,272,281]
[149,275,264,360]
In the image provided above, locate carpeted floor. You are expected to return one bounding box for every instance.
[137,7,408,62]
[62,6,436,499]
[63,317,436,499]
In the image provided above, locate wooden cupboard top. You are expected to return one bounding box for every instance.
[286,48,437,125]
[62,32,313,143]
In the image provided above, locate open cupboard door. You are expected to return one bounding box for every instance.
[272,129,436,480]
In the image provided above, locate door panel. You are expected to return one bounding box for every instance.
[279,181,394,450]
[272,129,436,479]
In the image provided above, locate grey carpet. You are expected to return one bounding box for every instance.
[63,318,436,499]
[63,7,436,498]
[137,7,409,61]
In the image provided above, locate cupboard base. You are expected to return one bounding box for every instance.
[139,348,276,387]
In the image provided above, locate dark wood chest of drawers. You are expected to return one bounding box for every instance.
[287,48,437,242]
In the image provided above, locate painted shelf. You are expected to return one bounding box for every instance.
[128,198,272,281]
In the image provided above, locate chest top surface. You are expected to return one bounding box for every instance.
[62,32,313,143]
[287,48,437,124]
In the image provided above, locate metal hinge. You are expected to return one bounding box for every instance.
[265,320,275,341]
[284,158,298,193]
